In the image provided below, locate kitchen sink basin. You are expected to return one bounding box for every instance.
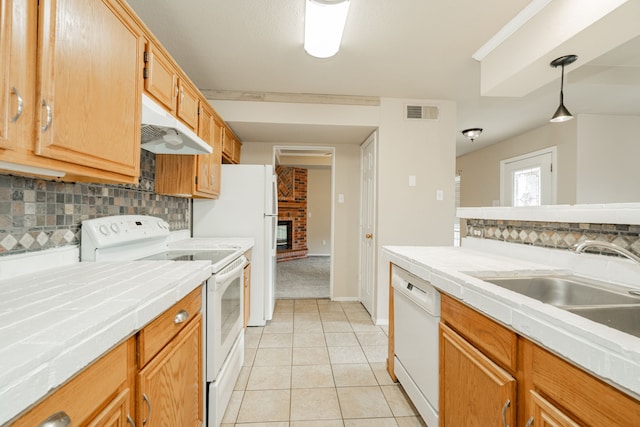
[566,306,640,338]
[478,276,640,307]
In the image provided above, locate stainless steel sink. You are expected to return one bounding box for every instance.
[566,306,640,338]
[479,276,640,307]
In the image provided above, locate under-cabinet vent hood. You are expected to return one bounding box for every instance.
[140,94,212,155]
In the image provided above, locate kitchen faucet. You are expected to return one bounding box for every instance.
[572,240,640,266]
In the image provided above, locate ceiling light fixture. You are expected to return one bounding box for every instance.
[304,0,351,59]
[462,128,483,142]
[549,54,578,123]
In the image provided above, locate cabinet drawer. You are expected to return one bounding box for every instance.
[138,286,202,367]
[11,338,133,426]
[441,294,518,372]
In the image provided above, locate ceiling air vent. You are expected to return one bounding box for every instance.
[405,105,439,120]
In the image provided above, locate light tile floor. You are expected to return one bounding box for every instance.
[222,299,427,427]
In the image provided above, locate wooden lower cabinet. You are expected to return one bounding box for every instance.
[137,313,202,427]
[10,338,136,427]
[11,286,204,427]
[243,260,251,328]
[439,292,640,427]
[439,323,516,427]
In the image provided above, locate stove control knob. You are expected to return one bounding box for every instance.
[98,224,110,236]
[110,223,120,234]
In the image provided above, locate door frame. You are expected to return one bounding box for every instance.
[272,145,335,298]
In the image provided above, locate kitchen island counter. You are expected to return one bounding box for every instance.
[0,259,211,425]
[383,243,640,400]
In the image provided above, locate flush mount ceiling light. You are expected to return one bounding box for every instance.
[461,128,483,142]
[549,54,578,123]
[304,0,351,59]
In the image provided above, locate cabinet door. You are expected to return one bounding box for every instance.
[243,263,251,328]
[177,79,199,132]
[232,138,241,163]
[86,389,132,427]
[439,323,516,427]
[137,313,203,427]
[222,126,234,159]
[144,42,177,113]
[527,390,580,427]
[196,105,214,195]
[210,116,224,195]
[36,0,143,178]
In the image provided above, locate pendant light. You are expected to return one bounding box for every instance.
[461,128,483,142]
[549,54,577,123]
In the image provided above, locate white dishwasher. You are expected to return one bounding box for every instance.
[392,265,440,427]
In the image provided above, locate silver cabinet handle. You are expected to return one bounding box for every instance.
[127,415,136,427]
[501,399,511,427]
[38,411,71,427]
[174,309,189,324]
[142,393,152,425]
[41,99,52,132]
[525,416,534,427]
[10,87,23,123]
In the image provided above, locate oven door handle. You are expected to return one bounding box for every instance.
[215,256,247,284]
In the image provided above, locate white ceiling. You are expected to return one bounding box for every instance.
[127,0,640,157]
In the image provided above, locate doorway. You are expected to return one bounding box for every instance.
[500,147,557,206]
[272,146,335,299]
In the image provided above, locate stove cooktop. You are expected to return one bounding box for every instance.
[139,249,237,263]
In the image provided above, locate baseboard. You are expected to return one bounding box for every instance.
[307,253,330,257]
[331,296,360,302]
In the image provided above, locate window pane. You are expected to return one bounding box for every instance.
[513,167,541,206]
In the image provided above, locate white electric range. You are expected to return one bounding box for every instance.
[81,215,252,427]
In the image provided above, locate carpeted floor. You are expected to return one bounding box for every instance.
[275,256,330,299]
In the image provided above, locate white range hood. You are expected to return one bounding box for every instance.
[140,93,212,155]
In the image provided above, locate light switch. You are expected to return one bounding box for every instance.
[436,190,444,200]
[409,175,416,187]
[338,194,345,203]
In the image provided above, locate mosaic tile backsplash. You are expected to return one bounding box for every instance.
[465,218,640,258]
[0,150,190,256]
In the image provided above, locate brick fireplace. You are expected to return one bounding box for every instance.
[276,166,308,262]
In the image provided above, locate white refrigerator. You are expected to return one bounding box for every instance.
[193,164,278,326]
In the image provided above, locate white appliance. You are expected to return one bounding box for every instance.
[193,164,278,326]
[392,264,440,427]
[80,215,247,427]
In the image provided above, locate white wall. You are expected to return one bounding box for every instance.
[307,169,332,255]
[456,120,577,207]
[212,97,457,323]
[375,98,457,322]
[577,114,640,203]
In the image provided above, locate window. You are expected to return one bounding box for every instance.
[500,147,556,207]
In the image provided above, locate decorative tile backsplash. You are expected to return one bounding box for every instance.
[0,150,190,256]
[465,218,640,257]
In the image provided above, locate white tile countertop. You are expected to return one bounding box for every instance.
[382,242,640,401]
[0,260,211,425]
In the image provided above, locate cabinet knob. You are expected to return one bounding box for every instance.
[38,411,71,427]
[174,309,189,324]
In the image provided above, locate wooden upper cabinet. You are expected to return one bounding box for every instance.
[143,42,177,113]
[178,79,199,132]
[222,125,241,164]
[35,0,143,181]
[210,116,223,194]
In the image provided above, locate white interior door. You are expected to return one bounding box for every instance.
[359,132,377,315]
